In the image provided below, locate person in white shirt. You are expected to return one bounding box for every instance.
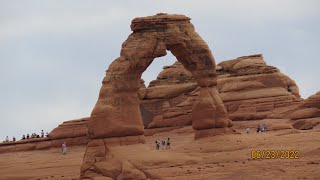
[41,130,44,138]
[61,142,68,154]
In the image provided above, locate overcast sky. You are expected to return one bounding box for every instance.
[0,0,319,141]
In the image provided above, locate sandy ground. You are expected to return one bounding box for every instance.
[0,120,319,180]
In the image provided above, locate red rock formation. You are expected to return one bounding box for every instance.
[0,138,52,154]
[217,54,302,120]
[140,54,303,128]
[80,13,232,179]
[289,91,320,130]
[49,117,89,139]
[0,118,91,154]
[87,13,231,140]
[299,91,320,109]
[1,54,305,155]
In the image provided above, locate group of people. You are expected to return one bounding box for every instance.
[246,124,268,134]
[21,130,49,140]
[155,138,171,150]
[256,124,268,133]
[4,136,15,142]
[3,130,49,143]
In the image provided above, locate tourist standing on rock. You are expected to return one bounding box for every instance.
[161,139,166,150]
[12,136,16,142]
[262,124,267,132]
[155,139,160,150]
[166,138,171,149]
[41,130,44,138]
[27,134,30,139]
[5,136,9,142]
[22,135,26,140]
[256,124,261,133]
[246,127,250,134]
[61,142,68,154]
[46,132,49,138]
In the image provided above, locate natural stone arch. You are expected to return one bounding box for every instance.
[87,13,232,139]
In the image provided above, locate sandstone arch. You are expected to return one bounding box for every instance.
[87,13,232,139]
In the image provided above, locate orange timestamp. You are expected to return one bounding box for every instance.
[251,150,299,159]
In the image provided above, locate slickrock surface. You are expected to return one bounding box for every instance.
[0,118,91,154]
[49,117,90,139]
[0,123,319,180]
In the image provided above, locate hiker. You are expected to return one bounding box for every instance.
[166,138,171,149]
[161,139,166,150]
[263,124,267,132]
[5,136,9,142]
[12,136,16,142]
[155,139,160,150]
[41,130,44,138]
[246,127,250,134]
[26,134,30,139]
[22,134,26,140]
[61,142,68,154]
[46,132,49,138]
[256,124,261,133]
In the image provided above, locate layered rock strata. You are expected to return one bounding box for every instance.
[217,54,302,121]
[140,54,303,128]
[49,117,90,140]
[0,118,91,154]
[289,92,320,130]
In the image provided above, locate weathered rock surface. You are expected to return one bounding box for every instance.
[1,125,320,179]
[287,91,320,129]
[80,136,146,179]
[140,54,303,128]
[292,118,320,130]
[81,13,232,179]
[49,117,90,139]
[300,91,320,109]
[0,138,51,154]
[0,135,91,154]
[0,118,91,154]
[289,108,320,120]
[87,13,231,140]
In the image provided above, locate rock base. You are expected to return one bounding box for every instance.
[80,135,146,179]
